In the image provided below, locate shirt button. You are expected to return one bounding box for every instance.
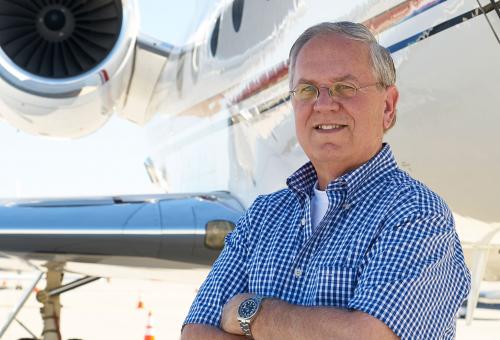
[294,268,303,278]
[342,203,351,210]
[300,218,306,226]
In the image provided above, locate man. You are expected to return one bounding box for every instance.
[182,21,470,339]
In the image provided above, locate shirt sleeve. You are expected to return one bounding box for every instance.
[348,207,471,339]
[182,196,263,328]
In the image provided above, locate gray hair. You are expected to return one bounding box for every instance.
[288,21,396,89]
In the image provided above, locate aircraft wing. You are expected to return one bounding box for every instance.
[0,192,243,279]
[0,189,245,337]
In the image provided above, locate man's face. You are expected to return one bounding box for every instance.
[291,33,398,174]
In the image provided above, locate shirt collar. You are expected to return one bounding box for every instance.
[287,144,398,202]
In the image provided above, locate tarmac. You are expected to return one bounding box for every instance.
[0,269,499,339]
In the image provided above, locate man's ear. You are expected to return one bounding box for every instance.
[383,85,399,131]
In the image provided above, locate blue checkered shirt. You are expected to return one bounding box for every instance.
[184,144,471,339]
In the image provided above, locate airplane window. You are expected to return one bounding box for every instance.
[210,16,221,57]
[232,0,244,32]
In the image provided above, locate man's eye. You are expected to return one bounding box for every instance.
[299,85,317,94]
[333,83,356,96]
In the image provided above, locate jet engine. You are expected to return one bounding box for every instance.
[0,0,138,138]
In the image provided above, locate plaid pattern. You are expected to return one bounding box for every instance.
[184,144,471,339]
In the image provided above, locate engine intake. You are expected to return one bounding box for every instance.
[0,0,123,78]
[0,0,138,138]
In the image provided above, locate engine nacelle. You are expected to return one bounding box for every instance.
[0,0,138,138]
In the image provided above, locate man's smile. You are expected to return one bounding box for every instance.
[313,123,347,131]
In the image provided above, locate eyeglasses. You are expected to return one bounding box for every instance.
[289,81,380,102]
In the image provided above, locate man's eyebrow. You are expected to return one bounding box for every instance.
[331,75,359,82]
[295,75,359,84]
[295,78,314,85]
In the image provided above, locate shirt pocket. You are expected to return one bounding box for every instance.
[315,265,358,308]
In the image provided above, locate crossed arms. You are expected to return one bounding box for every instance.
[182,293,398,339]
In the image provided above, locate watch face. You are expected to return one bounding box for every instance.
[238,298,258,319]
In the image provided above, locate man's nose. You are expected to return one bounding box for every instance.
[313,87,341,111]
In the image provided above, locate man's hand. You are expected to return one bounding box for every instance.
[220,292,254,335]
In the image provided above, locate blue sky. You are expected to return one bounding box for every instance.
[0,1,211,198]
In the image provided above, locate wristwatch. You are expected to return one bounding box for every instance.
[236,295,267,339]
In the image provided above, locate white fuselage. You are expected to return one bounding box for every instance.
[146,0,500,277]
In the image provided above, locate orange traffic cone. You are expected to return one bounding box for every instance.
[136,294,144,310]
[144,311,155,340]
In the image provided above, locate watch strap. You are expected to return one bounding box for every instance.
[238,295,266,339]
[240,318,253,338]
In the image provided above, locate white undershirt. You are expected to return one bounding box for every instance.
[311,182,329,229]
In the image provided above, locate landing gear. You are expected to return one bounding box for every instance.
[35,265,100,340]
[0,262,100,340]
[36,266,63,340]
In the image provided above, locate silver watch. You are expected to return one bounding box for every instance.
[236,295,267,339]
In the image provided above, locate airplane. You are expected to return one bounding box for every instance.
[0,0,499,338]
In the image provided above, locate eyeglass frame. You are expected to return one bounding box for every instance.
[289,81,382,102]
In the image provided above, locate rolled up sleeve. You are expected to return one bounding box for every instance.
[348,210,471,339]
